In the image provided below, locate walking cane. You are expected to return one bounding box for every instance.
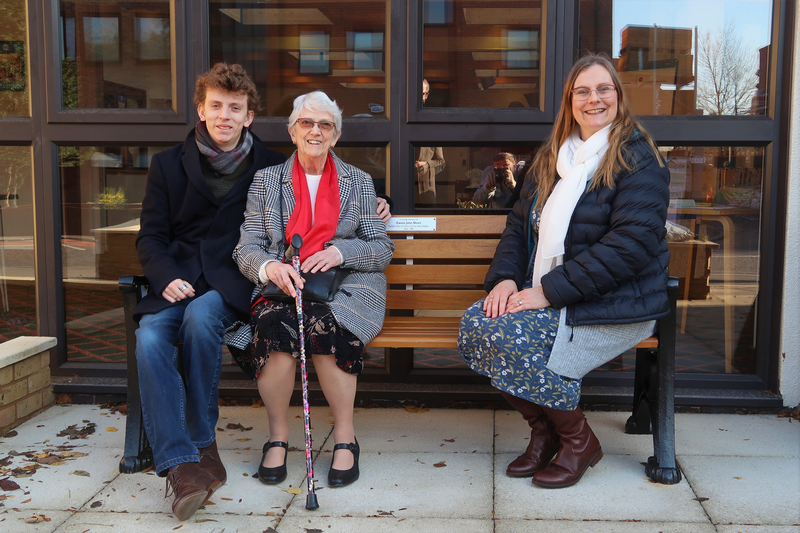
[289,233,320,510]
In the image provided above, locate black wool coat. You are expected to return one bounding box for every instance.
[135,130,286,320]
[485,132,671,326]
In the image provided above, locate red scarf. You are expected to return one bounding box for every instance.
[286,153,341,262]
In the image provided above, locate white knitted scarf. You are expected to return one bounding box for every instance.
[532,124,611,288]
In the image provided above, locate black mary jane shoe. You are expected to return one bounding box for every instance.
[327,438,360,487]
[258,441,288,485]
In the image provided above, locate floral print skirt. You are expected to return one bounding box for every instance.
[233,296,365,380]
[458,299,582,411]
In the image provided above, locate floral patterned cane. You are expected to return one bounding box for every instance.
[290,233,319,510]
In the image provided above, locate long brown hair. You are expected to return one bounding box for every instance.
[531,53,662,210]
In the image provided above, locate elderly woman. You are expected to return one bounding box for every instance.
[233,91,394,488]
[458,53,670,489]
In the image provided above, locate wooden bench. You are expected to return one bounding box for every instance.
[118,214,681,484]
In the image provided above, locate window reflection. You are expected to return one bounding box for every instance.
[0,146,36,341]
[661,145,761,374]
[579,0,772,116]
[422,0,543,109]
[414,146,539,209]
[59,1,173,109]
[0,0,29,116]
[210,0,387,117]
[59,145,168,362]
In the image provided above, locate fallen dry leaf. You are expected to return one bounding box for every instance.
[443,439,455,443]
[195,518,219,523]
[404,405,429,414]
[433,461,447,468]
[70,470,91,477]
[221,497,233,501]
[693,497,709,502]
[91,500,103,508]
[23,514,50,523]
[59,452,88,458]
[106,427,118,432]
[236,438,251,442]
[282,487,302,495]
[0,478,21,491]
[226,423,253,431]
[2,430,18,438]
[734,476,742,479]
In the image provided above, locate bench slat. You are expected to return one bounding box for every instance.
[385,264,489,284]
[386,289,487,310]
[392,239,499,259]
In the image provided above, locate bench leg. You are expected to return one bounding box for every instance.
[119,284,153,474]
[625,347,653,435]
[644,286,682,485]
[120,394,153,473]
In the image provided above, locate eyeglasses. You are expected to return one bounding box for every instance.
[295,118,335,132]
[571,84,616,101]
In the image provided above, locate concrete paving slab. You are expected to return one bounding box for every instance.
[277,516,493,532]
[716,526,800,533]
[675,414,800,458]
[0,404,125,452]
[0,510,73,533]
[494,453,707,522]
[678,455,800,525]
[91,448,307,516]
[344,407,494,453]
[52,510,280,532]
[0,447,120,512]
[283,451,493,519]
[495,520,717,532]
[215,405,333,452]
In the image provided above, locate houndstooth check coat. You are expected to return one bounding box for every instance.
[227,151,395,350]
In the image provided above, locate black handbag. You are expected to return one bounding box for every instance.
[260,266,352,303]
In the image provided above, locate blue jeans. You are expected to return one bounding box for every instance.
[135,290,240,476]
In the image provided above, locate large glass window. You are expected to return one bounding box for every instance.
[414,145,539,209]
[59,145,167,362]
[579,0,773,116]
[597,144,763,375]
[0,0,29,116]
[209,0,388,117]
[0,146,36,341]
[59,1,173,109]
[421,0,544,109]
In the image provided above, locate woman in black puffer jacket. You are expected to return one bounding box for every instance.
[458,53,670,489]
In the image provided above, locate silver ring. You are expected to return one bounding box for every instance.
[180,284,187,291]
[518,300,523,305]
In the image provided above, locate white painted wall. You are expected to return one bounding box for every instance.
[780,6,800,408]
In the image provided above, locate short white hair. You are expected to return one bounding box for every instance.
[287,91,343,134]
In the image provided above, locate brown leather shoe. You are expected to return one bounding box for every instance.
[199,440,227,487]
[500,391,558,477]
[165,462,217,521]
[532,406,603,489]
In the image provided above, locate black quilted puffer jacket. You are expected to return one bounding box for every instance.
[485,132,671,326]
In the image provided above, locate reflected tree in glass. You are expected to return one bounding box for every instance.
[696,22,760,116]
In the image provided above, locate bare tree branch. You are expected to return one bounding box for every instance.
[696,22,760,115]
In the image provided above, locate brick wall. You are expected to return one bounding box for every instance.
[0,337,57,435]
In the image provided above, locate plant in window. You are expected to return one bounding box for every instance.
[91,187,127,210]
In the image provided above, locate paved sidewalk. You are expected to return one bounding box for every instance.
[0,404,798,532]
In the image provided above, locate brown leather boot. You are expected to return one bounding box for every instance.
[499,391,558,477]
[199,440,227,487]
[165,462,217,521]
[532,406,603,489]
